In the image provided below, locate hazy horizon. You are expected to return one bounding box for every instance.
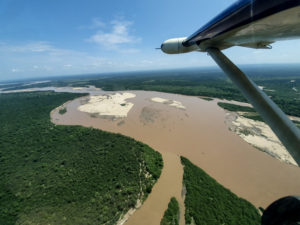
[1,63,300,84]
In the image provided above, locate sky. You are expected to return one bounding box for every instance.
[1,0,300,81]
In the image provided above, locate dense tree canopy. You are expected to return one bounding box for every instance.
[0,92,163,225]
[181,157,261,225]
[160,197,180,225]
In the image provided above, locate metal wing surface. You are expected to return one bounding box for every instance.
[183,0,300,50]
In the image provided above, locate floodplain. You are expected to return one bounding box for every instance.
[51,88,300,224]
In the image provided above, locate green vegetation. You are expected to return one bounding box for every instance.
[88,74,247,102]
[200,97,214,101]
[257,77,300,117]
[59,107,67,114]
[160,197,180,225]
[242,114,264,122]
[239,129,252,136]
[0,92,163,225]
[181,157,261,225]
[4,67,300,117]
[217,102,255,112]
[217,102,264,122]
[293,120,300,128]
[81,69,300,117]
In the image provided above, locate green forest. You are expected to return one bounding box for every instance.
[160,197,180,225]
[217,102,264,122]
[82,69,300,117]
[3,67,300,117]
[58,107,67,115]
[181,157,261,225]
[217,102,300,128]
[217,102,256,112]
[294,120,300,128]
[0,92,163,225]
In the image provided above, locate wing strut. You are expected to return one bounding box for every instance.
[207,47,300,166]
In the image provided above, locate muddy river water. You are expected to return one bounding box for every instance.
[50,88,300,224]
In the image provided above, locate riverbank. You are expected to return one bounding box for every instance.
[223,110,297,166]
[51,89,300,213]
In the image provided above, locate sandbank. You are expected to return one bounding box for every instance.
[224,111,297,166]
[78,93,136,118]
[151,97,185,109]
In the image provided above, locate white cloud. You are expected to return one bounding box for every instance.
[87,19,141,52]
[7,42,52,53]
[11,68,21,73]
[141,60,153,64]
[90,18,106,29]
[44,66,52,71]
[0,41,73,56]
[78,18,105,30]
[0,41,127,78]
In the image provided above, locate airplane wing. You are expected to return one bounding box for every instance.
[161,0,300,166]
[161,0,300,53]
[160,1,300,222]
[183,0,300,50]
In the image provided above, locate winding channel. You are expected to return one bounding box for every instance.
[48,88,300,224]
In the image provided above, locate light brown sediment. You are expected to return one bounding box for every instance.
[51,90,300,224]
[223,111,297,166]
[125,152,185,225]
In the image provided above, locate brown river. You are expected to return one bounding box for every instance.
[50,89,300,225]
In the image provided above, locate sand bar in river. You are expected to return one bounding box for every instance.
[51,90,300,224]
